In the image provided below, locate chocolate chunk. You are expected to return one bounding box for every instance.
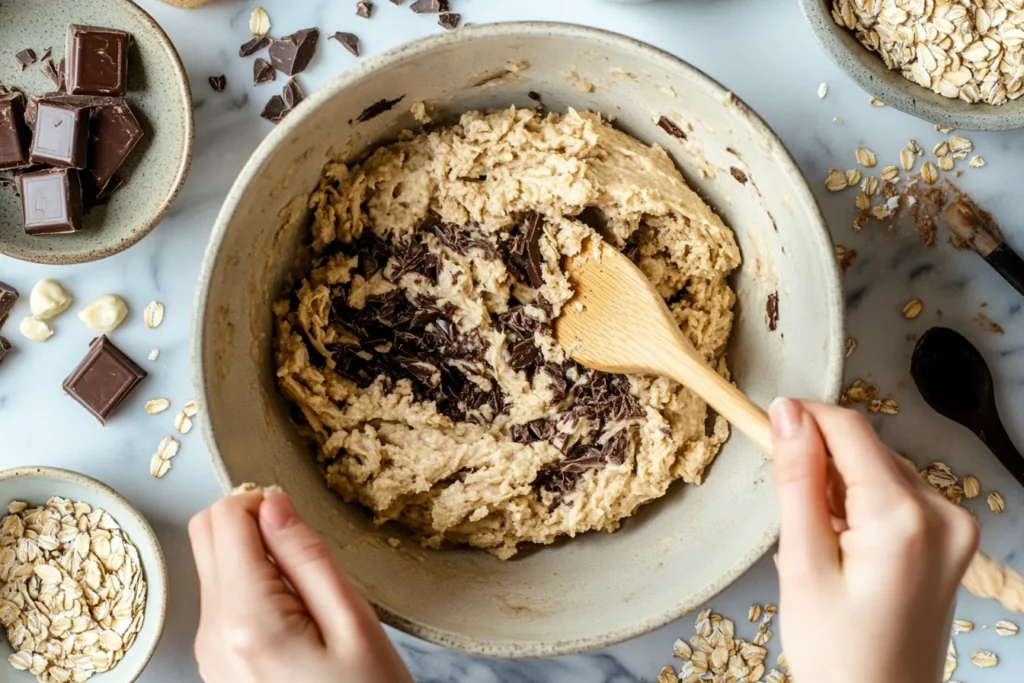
[17,168,85,235]
[425,214,495,256]
[63,335,147,425]
[0,337,11,366]
[260,95,288,124]
[66,25,130,97]
[410,0,441,11]
[543,363,568,402]
[0,281,19,326]
[356,1,374,17]
[268,28,319,77]
[40,47,52,62]
[253,58,276,85]
[15,49,37,70]
[506,212,545,288]
[29,99,92,168]
[766,291,779,331]
[282,78,305,109]
[657,116,687,140]
[40,58,62,89]
[0,93,31,170]
[508,339,543,371]
[329,32,360,56]
[208,75,227,92]
[239,35,271,57]
[355,95,404,122]
[438,13,461,30]
[729,167,748,184]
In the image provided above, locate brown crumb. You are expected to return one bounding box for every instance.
[841,379,879,404]
[975,313,1005,334]
[835,245,858,272]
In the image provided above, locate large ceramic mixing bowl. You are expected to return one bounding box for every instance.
[193,23,844,657]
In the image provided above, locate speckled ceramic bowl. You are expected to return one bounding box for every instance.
[194,23,845,657]
[0,466,167,682]
[0,0,193,264]
[801,0,1024,130]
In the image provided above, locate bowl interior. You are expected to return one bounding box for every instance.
[196,24,843,656]
[0,467,167,682]
[802,0,1024,130]
[0,0,192,264]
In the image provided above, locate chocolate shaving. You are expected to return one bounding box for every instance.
[239,35,271,57]
[208,75,227,92]
[438,13,461,30]
[40,59,61,88]
[657,115,687,140]
[253,58,276,85]
[329,32,361,56]
[355,95,405,123]
[282,78,305,108]
[260,95,289,124]
[356,0,374,17]
[15,49,37,70]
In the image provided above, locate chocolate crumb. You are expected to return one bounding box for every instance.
[329,32,361,56]
[282,78,305,109]
[438,13,461,30]
[356,95,405,122]
[240,35,271,57]
[528,91,542,101]
[253,58,276,85]
[729,167,748,184]
[656,116,687,140]
[15,49,37,70]
[356,0,374,17]
[208,75,227,92]
[766,292,780,332]
[260,95,289,124]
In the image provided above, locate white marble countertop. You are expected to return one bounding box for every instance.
[1,0,1023,680]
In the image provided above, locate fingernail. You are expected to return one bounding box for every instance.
[260,487,299,530]
[769,397,802,440]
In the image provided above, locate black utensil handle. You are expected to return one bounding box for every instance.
[979,414,1024,490]
[985,243,1024,298]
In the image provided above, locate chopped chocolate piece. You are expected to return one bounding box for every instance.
[508,339,543,371]
[0,93,31,170]
[253,58,276,85]
[282,78,305,109]
[29,99,92,168]
[88,174,122,208]
[505,211,545,287]
[15,49,37,70]
[17,168,85,235]
[438,13,461,30]
[729,167,748,184]
[208,75,227,92]
[410,0,441,11]
[329,31,361,56]
[0,281,19,326]
[57,58,66,92]
[0,336,11,366]
[268,28,320,77]
[355,95,404,122]
[40,47,52,62]
[66,25,130,97]
[657,115,687,140]
[356,1,374,17]
[239,35,271,57]
[63,335,147,425]
[260,95,289,124]
[40,58,62,88]
[766,291,779,331]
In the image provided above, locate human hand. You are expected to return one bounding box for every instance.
[769,399,979,683]
[188,487,413,683]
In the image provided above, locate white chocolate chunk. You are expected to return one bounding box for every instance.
[78,295,128,332]
[19,316,53,342]
[29,278,73,320]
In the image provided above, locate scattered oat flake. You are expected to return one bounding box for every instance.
[908,139,923,155]
[183,400,198,417]
[841,379,879,404]
[818,82,828,98]
[870,96,885,106]
[936,124,953,134]
[939,154,955,172]
[144,301,164,329]
[855,192,871,211]
[964,475,981,499]
[174,412,193,435]
[656,665,676,683]
[900,148,916,171]
[880,165,899,181]
[672,638,693,661]
[862,175,879,195]
[764,603,777,615]
[903,299,924,319]
[149,453,170,479]
[846,168,862,185]
[833,116,844,125]
[145,399,170,415]
[868,398,900,415]
[995,619,1018,636]
[934,141,950,157]
[845,337,858,357]
[856,147,876,167]
[953,619,974,634]
[748,604,761,622]
[922,161,939,184]
[988,491,1005,513]
[157,436,180,460]
[250,7,270,36]
[945,639,957,681]
[969,155,986,168]
[971,650,998,667]
[148,348,159,361]
[825,169,848,192]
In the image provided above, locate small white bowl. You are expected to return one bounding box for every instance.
[0,466,168,683]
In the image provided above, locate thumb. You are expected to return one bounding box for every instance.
[769,398,839,579]
[258,488,383,648]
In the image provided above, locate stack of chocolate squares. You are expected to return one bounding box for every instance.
[0,25,143,235]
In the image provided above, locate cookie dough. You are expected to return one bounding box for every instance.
[274,107,741,559]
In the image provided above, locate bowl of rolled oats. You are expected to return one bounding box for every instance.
[802,0,1024,130]
[0,467,167,683]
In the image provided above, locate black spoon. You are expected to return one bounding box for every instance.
[911,327,1024,489]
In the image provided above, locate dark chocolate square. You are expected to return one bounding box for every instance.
[63,336,147,424]
[0,93,31,170]
[66,25,130,97]
[29,99,92,168]
[17,168,85,235]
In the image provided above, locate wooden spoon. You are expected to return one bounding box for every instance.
[555,239,773,455]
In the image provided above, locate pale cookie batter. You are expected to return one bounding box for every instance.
[274,107,741,559]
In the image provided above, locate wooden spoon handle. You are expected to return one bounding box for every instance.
[668,357,774,456]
